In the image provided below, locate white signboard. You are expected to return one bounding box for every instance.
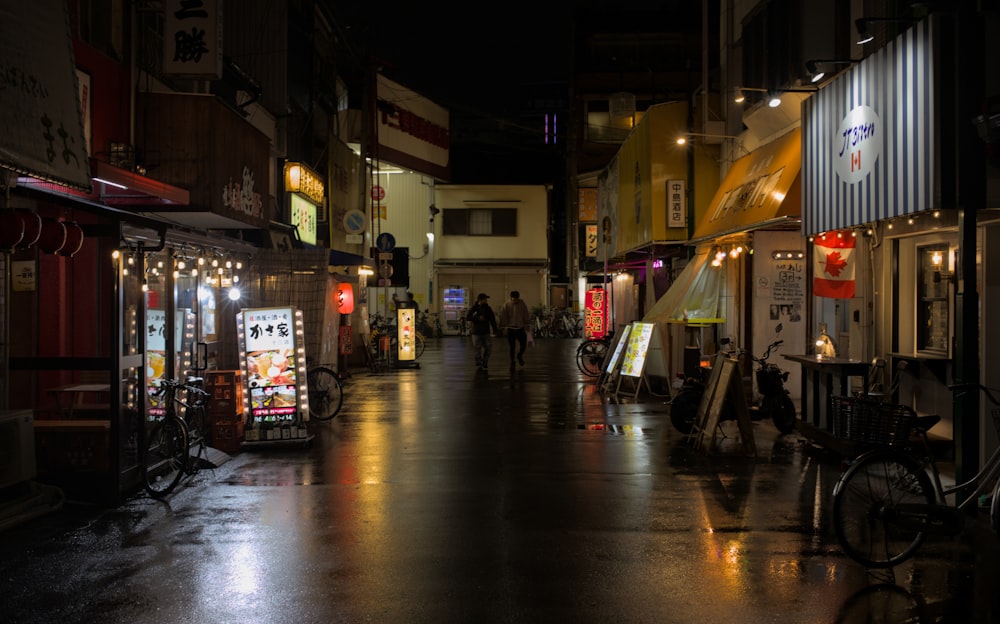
[0,0,91,190]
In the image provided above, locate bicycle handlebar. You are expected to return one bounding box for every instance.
[949,382,1000,407]
[156,377,209,397]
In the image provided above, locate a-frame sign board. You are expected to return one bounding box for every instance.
[600,324,632,395]
[690,355,756,457]
[614,322,665,401]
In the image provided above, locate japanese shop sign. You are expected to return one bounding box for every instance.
[163,0,222,78]
[584,288,607,338]
[241,307,299,419]
[667,179,686,228]
[0,0,91,191]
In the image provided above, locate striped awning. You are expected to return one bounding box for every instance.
[802,16,940,235]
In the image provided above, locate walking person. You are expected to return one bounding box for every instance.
[499,290,531,371]
[467,293,498,371]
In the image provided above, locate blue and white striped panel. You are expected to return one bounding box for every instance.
[803,17,938,235]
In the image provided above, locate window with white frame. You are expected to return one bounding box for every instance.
[442,208,517,236]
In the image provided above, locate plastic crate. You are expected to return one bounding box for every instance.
[831,395,916,447]
[211,420,244,454]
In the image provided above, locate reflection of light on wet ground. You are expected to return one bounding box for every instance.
[229,543,261,595]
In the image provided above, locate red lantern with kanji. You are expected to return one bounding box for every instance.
[335,282,355,314]
[36,218,67,254]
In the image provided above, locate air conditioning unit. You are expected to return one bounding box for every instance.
[0,410,37,488]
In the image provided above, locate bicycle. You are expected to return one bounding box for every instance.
[831,382,1000,568]
[306,364,344,421]
[576,334,611,378]
[142,376,210,498]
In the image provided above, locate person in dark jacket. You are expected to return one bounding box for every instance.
[467,293,498,371]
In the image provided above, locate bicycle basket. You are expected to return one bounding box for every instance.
[831,395,916,447]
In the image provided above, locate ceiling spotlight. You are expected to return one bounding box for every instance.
[805,59,859,83]
[855,17,918,45]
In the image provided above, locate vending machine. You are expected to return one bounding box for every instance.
[442,287,469,335]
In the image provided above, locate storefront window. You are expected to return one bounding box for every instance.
[917,245,951,354]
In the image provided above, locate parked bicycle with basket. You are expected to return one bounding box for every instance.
[831,382,1000,569]
[142,376,210,498]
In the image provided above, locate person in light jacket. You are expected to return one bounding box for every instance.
[498,291,531,371]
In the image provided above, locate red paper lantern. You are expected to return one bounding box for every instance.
[0,211,24,250]
[17,210,41,249]
[60,221,85,257]
[335,282,355,314]
[36,218,67,254]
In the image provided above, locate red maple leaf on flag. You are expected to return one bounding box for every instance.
[823,251,848,277]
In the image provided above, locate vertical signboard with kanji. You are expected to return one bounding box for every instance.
[237,307,308,439]
[162,0,223,78]
[584,288,607,339]
[396,307,417,362]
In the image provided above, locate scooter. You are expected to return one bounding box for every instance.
[749,324,797,435]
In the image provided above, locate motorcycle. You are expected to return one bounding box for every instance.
[669,325,797,435]
[749,324,797,435]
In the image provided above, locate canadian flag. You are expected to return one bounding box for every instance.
[813,230,855,298]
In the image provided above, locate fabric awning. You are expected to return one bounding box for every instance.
[642,249,724,324]
[329,249,367,266]
[691,128,801,242]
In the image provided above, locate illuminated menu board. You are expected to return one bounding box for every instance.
[146,308,195,416]
[240,307,300,421]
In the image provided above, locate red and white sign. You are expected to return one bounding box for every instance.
[813,230,855,299]
[371,185,385,201]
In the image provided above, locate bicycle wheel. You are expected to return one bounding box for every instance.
[143,416,189,498]
[576,339,607,377]
[308,366,344,421]
[415,333,426,358]
[765,392,797,434]
[832,450,936,568]
[990,477,1000,535]
[185,403,208,472]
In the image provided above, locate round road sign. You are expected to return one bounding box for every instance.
[376,232,396,252]
[343,209,367,234]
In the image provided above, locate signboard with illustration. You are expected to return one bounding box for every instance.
[146,309,195,416]
[621,322,655,377]
[239,307,302,424]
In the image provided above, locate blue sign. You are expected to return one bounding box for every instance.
[376,232,396,252]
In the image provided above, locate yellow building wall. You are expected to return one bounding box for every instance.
[614,101,720,253]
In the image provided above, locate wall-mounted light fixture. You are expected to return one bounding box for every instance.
[735,86,817,107]
[733,87,769,103]
[675,131,739,145]
[804,59,859,83]
[855,17,918,45]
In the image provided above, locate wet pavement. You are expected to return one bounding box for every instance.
[1,337,999,623]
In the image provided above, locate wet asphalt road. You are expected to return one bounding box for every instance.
[1,337,999,623]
